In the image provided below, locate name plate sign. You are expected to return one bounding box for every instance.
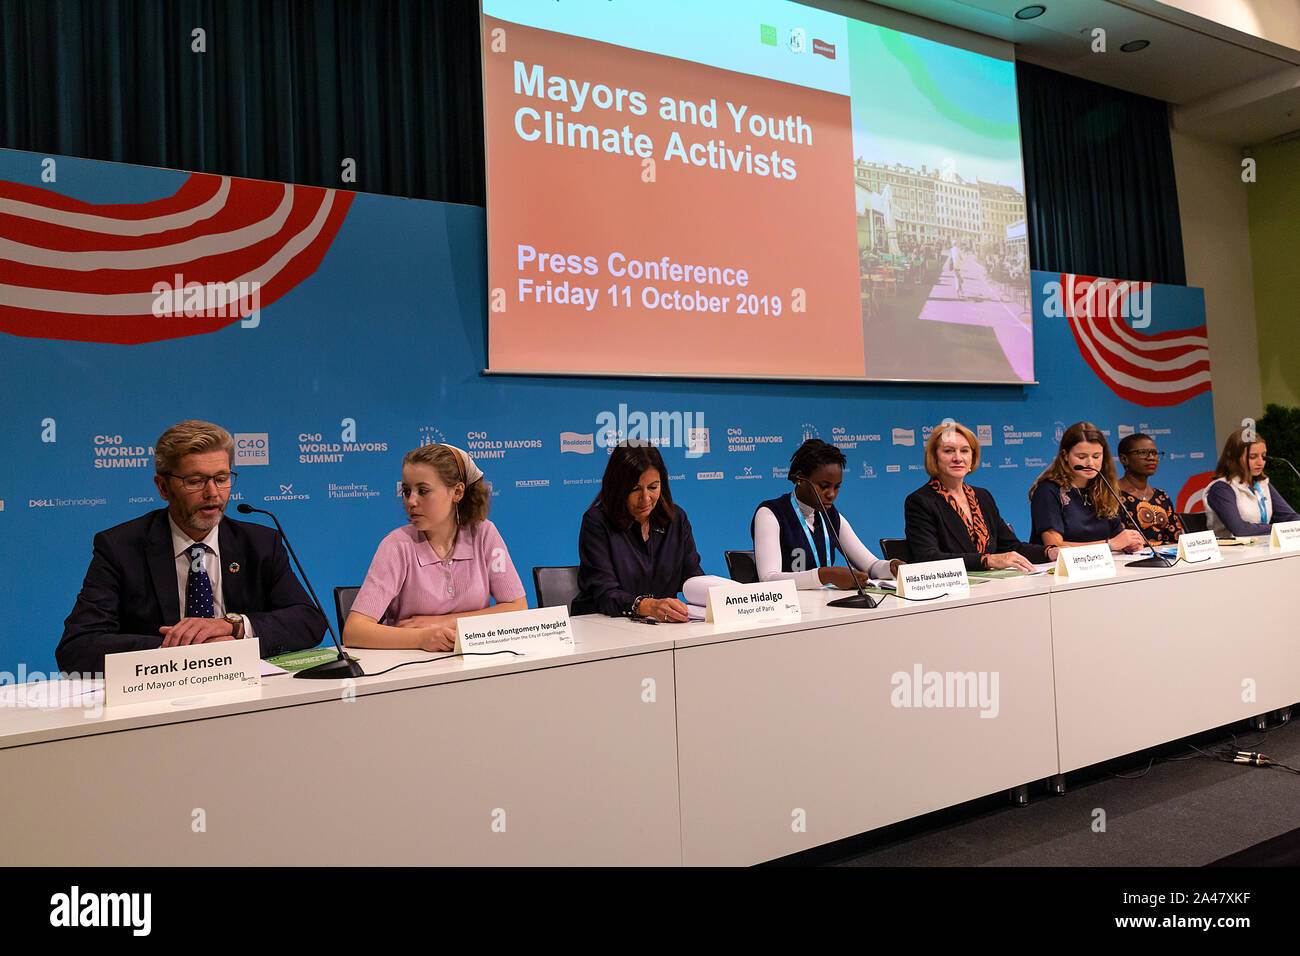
[1054,543,1116,581]
[1270,520,1300,551]
[456,605,573,657]
[896,559,970,601]
[105,640,261,706]
[1177,530,1222,563]
[706,580,800,626]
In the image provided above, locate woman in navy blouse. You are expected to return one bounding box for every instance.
[572,441,706,621]
[1029,421,1146,553]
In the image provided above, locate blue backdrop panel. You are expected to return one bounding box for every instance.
[0,151,1215,673]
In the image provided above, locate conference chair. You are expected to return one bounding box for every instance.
[723,550,758,584]
[533,566,581,611]
[1179,512,1208,534]
[878,538,913,563]
[333,585,360,635]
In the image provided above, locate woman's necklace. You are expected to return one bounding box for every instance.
[430,530,458,596]
[1120,477,1153,501]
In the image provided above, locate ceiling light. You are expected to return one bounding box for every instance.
[1014,5,1046,19]
[1120,39,1150,52]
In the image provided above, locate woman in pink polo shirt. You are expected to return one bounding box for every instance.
[342,444,527,652]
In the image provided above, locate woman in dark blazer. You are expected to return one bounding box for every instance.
[904,421,1058,571]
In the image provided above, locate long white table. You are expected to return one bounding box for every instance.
[1050,545,1300,772]
[0,627,682,866]
[2,544,1296,865]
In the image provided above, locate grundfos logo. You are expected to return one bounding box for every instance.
[264,483,309,502]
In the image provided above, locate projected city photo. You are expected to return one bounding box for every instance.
[849,22,1031,382]
[481,0,1033,385]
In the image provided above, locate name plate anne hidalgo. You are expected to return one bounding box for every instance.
[705,580,801,626]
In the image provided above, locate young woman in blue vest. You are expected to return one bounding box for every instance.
[751,439,900,588]
[1205,426,1300,537]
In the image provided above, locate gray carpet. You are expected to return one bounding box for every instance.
[831,717,1300,866]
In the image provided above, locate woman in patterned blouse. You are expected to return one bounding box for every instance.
[1115,433,1184,545]
[904,421,1058,571]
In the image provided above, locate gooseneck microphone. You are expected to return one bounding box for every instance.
[1268,456,1300,482]
[794,478,879,608]
[237,503,364,679]
[1071,465,1172,569]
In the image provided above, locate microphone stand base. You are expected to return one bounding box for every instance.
[293,655,365,679]
[1125,556,1169,569]
[828,593,879,609]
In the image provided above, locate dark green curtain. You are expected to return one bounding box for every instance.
[1,0,484,205]
[1016,60,1186,284]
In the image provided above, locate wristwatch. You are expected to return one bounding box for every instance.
[224,613,245,639]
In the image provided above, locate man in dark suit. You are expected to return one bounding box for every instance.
[58,420,327,673]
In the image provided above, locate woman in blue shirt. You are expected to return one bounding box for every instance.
[1029,421,1146,553]
[572,441,706,621]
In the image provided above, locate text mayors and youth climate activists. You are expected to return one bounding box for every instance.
[904,423,1057,572]
[752,438,901,588]
[1028,421,1147,553]
[1205,426,1300,537]
[57,421,328,674]
[342,444,526,653]
[1116,433,1184,545]
[573,442,711,622]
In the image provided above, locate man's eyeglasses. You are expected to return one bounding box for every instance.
[163,471,238,490]
[1125,450,1164,459]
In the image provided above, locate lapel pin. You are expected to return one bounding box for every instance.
[228,562,240,574]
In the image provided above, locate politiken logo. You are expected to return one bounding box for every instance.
[891,428,915,447]
[515,479,551,488]
[560,431,595,454]
[234,433,269,466]
[812,38,836,58]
